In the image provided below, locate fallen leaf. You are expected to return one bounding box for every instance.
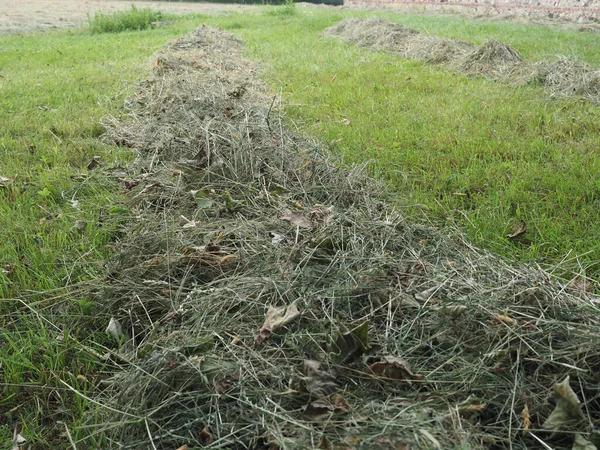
[87,156,101,171]
[0,175,14,187]
[543,376,585,431]
[255,302,300,343]
[318,435,333,450]
[176,445,189,450]
[76,375,88,383]
[521,404,531,435]
[190,190,213,209]
[303,360,338,398]
[495,314,517,326]
[309,206,333,225]
[11,430,26,450]
[199,427,212,445]
[438,305,467,318]
[572,433,598,450]
[106,317,124,344]
[331,320,370,364]
[270,233,287,246]
[507,221,527,240]
[366,355,425,384]
[280,210,312,228]
[303,393,350,421]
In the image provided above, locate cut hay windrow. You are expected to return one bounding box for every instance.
[325,18,600,105]
[82,25,600,449]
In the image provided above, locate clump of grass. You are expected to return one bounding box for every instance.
[265,0,297,17]
[88,5,165,34]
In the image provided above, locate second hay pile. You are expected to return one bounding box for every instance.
[326,18,600,104]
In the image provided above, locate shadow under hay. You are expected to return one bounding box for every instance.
[82,24,600,450]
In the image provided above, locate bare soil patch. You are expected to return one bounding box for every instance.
[0,0,257,35]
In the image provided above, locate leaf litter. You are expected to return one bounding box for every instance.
[76,24,600,449]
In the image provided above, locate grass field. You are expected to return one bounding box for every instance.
[0,16,202,445]
[2,5,600,447]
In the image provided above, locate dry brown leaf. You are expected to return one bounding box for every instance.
[303,360,338,398]
[303,394,350,421]
[366,355,425,384]
[87,155,101,171]
[176,445,189,450]
[255,302,300,343]
[280,210,312,228]
[495,314,517,326]
[318,435,333,450]
[438,304,467,318]
[507,222,527,240]
[198,427,212,445]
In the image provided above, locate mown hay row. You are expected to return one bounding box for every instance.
[83,25,600,449]
[325,18,600,104]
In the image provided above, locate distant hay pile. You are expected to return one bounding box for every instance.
[81,25,600,449]
[325,17,600,104]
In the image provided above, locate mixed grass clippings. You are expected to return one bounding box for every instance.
[325,17,600,104]
[73,24,600,450]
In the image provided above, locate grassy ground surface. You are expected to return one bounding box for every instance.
[2,5,600,447]
[0,16,203,446]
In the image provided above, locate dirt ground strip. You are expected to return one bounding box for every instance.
[0,0,257,35]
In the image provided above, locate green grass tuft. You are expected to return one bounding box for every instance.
[87,5,166,34]
[265,0,297,17]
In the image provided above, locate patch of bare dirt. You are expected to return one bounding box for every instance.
[0,0,257,35]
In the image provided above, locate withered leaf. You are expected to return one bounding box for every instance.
[331,320,370,364]
[572,434,598,450]
[198,427,212,445]
[87,155,101,171]
[255,302,300,343]
[366,355,425,384]
[507,221,527,240]
[303,393,350,421]
[303,360,338,398]
[318,435,333,450]
[280,210,312,228]
[543,376,585,431]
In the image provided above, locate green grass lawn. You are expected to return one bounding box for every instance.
[2,5,600,447]
[0,16,204,446]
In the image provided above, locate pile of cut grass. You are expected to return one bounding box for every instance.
[73,24,600,450]
[325,17,600,103]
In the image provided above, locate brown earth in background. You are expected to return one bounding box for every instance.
[0,0,257,35]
